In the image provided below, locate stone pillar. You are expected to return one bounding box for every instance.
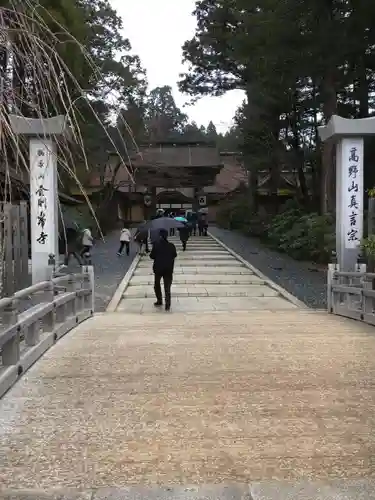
[318,115,375,271]
[335,137,364,271]
[9,115,68,283]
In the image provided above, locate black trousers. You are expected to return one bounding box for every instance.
[80,245,91,257]
[154,272,173,306]
[64,250,81,266]
[180,239,187,251]
[198,225,208,236]
[118,241,130,255]
[189,224,196,236]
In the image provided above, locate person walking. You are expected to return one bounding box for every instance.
[178,223,190,251]
[117,225,131,256]
[150,228,177,311]
[80,226,93,258]
[169,212,175,236]
[134,225,149,255]
[61,226,82,267]
[189,211,197,236]
[198,213,208,236]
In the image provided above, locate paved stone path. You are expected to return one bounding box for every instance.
[1,234,375,499]
[1,481,375,499]
[117,235,299,313]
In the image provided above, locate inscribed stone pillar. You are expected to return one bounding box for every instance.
[29,138,59,283]
[9,115,67,283]
[318,115,375,271]
[335,137,364,271]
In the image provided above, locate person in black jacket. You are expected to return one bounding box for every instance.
[61,227,82,267]
[150,228,177,311]
[178,223,190,251]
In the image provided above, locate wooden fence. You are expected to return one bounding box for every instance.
[0,202,30,297]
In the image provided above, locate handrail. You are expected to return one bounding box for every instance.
[0,265,95,399]
[327,263,375,325]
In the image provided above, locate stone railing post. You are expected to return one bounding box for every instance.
[2,298,19,366]
[82,265,95,314]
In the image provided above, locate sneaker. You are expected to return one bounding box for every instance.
[165,304,171,311]
[154,301,162,307]
[117,252,121,256]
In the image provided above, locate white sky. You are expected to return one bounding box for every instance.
[109,0,245,133]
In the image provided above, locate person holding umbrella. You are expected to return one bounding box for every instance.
[143,216,184,246]
[134,222,149,255]
[150,228,177,311]
[176,218,190,251]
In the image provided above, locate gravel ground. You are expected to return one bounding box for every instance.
[62,231,138,312]
[209,226,327,309]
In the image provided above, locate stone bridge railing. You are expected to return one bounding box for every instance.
[0,266,94,398]
[327,264,375,325]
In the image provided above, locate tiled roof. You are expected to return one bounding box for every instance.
[88,152,248,194]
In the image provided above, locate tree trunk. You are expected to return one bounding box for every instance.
[290,100,309,207]
[321,71,337,214]
[356,56,369,118]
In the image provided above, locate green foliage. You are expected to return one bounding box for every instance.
[215,197,253,230]
[267,209,334,262]
[217,198,334,262]
[179,0,375,212]
[361,235,375,259]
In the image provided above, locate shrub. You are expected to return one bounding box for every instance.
[268,211,334,262]
[216,196,254,230]
[216,197,335,262]
[361,235,375,259]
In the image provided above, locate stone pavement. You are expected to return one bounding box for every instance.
[2,481,375,499]
[117,234,300,313]
[1,234,375,498]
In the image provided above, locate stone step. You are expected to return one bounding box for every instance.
[124,284,279,298]
[134,266,251,275]
[172,248,224,252]
[118,295,297,313]
[128,274,265,285]
[146,254,233,261]
[137,260,242,268]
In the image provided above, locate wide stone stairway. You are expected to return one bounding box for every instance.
[116,234,299,313]
[1,234,375,499]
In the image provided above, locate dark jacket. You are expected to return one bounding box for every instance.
[135,228,148,242]
[198,214,208,227]
[150,238,177,274]
[150,228,161,244]
[178,226,190,242]
[60,227,80,253]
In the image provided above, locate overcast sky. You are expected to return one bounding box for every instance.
[109,0,244,133]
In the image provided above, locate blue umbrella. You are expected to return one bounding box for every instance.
[175,216,187,223]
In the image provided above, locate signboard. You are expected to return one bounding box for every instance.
[30,140,55,252]
[30,138,58,282]
[198,195,206,206]
[339,138,363,249]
